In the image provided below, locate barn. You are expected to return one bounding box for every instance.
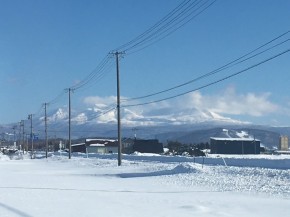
[210,137,260,154]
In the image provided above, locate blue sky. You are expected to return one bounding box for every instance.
[1,0,290,126]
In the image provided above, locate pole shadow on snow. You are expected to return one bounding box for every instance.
[115,170,182,178]
[0,202,33,217]
[112,164,199,178]
[0,186,222,194]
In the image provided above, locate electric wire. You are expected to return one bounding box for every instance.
[48,90,66,105]
[121,0,202,51]
[122,49,290,108]
[70,54,112,91]
[68,0,213,93]
[124,0,216,54]
[6,0,217,125]
[85,103,116,121]
[123,37,290,102]
[114,0,192,51]
[44,0,215,111]
[114,0,217,55]
[62,101,116,123]
[121,30,290,102]
[85,107,116,122]
[73,58,115,93]
[126,2,217,55]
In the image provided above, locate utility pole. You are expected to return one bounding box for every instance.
[111,51,125,166]
[18,121,21,146]
[67,88,73,159]
[28,114,33,159]
[132,127,139,140]
[44,103,49,158]
[12,125,16,145]
[18,120,24,154]
[21,120,25,153]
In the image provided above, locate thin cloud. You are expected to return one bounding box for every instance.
[84,96,116,106]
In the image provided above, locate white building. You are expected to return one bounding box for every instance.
[86,139,118,154]
[279,135,289,151]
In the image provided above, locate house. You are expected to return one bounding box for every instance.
[85,139,118,154]
[133,139,163,154]
[210,137,260,154]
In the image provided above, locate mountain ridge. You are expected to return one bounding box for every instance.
[1,106,290,150]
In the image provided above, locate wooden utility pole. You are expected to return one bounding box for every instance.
[112,51,124,166]
[12,125,16,144]
[28,114,33,159]
[68,88,72,159]
[18,121,22,152]
[21,120,25,153]
[44,103,48,158]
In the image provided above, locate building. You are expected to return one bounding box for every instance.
[71,143,86,153]
[210,137,260,154]
[71,138,163,154]
[86,139,118,154]
[278,135,289,151]
[133,139,163,154]
[71,139,118,154]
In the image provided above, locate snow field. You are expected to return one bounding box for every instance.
[0,153,289,217]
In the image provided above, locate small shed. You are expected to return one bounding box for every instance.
[210,137,260,154]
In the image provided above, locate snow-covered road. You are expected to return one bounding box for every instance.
[0,153,289,217]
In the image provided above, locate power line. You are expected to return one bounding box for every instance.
[72,59,115,93]
[48,90,66,105]
[42,0,217,112]
[115,0,193,51]
[124,0,217,54]
[83,107,116,122]
[122,49,290,108]
[70,55,112,91]
[112,0,217,55]
[74,104,116,122]
[122,30,290,102]
[71,0,217,93]
[121,0,202,51]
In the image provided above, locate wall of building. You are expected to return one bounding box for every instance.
[210,139,260,154]
[133,139,163,154]
[86,146,118,154]
[279,136,289,151]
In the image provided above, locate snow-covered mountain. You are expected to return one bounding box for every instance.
[43,104,245,127]
[25,105,247,139]
[1,104,288,150]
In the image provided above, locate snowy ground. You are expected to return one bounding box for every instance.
[0,152,289,217]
